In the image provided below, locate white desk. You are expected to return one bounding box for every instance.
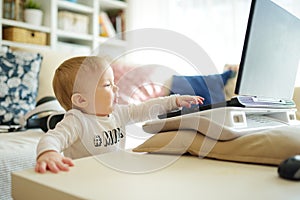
[12,151,300,200]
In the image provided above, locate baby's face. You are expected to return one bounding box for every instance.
[92,67,118,116]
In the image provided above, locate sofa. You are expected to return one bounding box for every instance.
[0,47,300,200]
[0,47,76,200]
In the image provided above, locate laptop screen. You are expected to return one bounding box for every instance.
[235,0,300,101]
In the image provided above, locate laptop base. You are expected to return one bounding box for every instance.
[154,106,299,137]
[158,96,296,119]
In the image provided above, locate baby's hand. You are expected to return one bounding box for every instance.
[176,95,204,108]
[35,151,74,173]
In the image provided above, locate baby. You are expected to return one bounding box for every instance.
[35,56,204,173]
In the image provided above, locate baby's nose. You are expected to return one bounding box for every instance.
[113,85,119,92]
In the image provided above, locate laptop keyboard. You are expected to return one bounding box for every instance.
[245,114,286,129]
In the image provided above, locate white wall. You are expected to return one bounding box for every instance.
[126,0,300,85]
[126,0,250,73]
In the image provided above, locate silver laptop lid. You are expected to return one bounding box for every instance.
[235,0,300,102]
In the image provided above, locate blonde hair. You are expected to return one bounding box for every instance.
[53,56,109,111]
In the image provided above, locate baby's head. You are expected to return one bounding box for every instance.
[53,56,118,115]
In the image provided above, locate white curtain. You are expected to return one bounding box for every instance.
[126,0,300,76]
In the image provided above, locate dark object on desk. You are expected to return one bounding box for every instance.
[158,101,229,119]
[157,97,244,119]
[278,155,300,181]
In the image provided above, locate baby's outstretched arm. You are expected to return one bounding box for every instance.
[35,151,74,173]
[176,95,204,108]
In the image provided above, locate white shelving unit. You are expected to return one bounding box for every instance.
[0,0,127,53]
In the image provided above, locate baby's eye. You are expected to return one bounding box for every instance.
[104,83,111,87]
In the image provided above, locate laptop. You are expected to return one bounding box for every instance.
[233,0,300,108]
[159,0,300,119]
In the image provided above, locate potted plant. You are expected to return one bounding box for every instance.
[24,0,43,26]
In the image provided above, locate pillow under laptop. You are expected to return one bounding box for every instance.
[133,126,300,166]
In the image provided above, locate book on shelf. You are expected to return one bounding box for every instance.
[99,11,116,38]
[106,10,126,40]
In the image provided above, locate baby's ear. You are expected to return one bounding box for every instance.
[71,93,88,108]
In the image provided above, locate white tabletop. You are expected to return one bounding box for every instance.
[12,150,300,200]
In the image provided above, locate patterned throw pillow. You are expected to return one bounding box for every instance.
[112,63,166,104]
[0,48,43,125]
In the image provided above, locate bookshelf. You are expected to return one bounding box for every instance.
[0,0,127,53]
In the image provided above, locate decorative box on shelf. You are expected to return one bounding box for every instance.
[58,11,89,34]
[3,27,47,45]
